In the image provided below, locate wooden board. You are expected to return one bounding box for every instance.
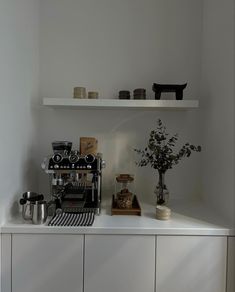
[111,195,141,216]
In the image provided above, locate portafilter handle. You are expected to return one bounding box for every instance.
[19,198,26,205]
[37,194,44,201]
[24,194,44,202]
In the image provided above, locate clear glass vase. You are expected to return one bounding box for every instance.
[154,171,169,205]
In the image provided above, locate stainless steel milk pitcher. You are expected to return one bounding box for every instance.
[19,192,44,221]
[32,201,48,224]
[32,200,55,224]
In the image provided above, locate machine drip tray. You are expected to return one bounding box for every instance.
[61,200,86,211]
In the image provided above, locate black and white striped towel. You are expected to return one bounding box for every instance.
[48,212,95,227]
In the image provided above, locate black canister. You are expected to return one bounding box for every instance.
[119,90,131,99]
[133,88,146,99]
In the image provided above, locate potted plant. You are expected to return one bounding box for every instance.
[134,119,201,205]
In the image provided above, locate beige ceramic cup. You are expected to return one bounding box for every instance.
[74,87,87,99]
[88,91,99,99]
[156,205,171,220]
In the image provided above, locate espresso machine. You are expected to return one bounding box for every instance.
[42,141,105,216]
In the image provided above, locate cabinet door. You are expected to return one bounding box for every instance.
[156,236,227,292]
[12,234,83,292]
[84,235,155,292]
[227,237,235,292]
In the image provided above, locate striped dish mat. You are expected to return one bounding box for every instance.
[48,212,95,227]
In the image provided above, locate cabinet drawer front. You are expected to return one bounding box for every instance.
[156,236,227,292]
[12,234,84,292]
[85,235,155,292]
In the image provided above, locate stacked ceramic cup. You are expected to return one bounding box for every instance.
[74,87,87,99]
[119,90,131,99]
[133,88,146,99]
[156,205,171,220]
[88,91,99,99]
[74,87,99,99]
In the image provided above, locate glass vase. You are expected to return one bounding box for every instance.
[154,171,169,205]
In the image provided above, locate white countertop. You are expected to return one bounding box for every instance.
[1,199,233,236]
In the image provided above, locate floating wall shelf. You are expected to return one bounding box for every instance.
[43,98,199,110]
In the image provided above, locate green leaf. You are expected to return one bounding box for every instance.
[134,119,201,171]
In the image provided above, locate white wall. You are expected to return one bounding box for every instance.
[200,0,235,226]
[0,0,233,226]
[38,0,203,204]
[0,0,40,221]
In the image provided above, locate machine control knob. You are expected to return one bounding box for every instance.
[101,160,106,168]
[41,157,48,170]
[52,153,63,163]
[85,154,95,164]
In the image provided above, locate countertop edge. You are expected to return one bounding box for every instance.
[0,226,232,236]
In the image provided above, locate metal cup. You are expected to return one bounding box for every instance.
[21,201,35,220]
[32,201,48,225]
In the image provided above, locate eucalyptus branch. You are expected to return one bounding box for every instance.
[134,119,201,173]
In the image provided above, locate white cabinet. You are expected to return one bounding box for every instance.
[2,233,229,292]
[12,234,83,292]
[156,236,227,292]
[227,237,235,292]
[84,235,155,292]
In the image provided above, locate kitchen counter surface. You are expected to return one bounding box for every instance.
[1,199,233,236]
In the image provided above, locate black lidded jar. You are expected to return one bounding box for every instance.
[119,90,131,99]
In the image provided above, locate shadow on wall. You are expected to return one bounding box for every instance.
[34,108,201,208]
[8,144,39,219]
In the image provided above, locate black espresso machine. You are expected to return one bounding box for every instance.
[42,141,105,215]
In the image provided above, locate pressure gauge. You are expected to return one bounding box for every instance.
[52,153,63,163]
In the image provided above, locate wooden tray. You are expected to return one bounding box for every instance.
[111,195,141,216]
